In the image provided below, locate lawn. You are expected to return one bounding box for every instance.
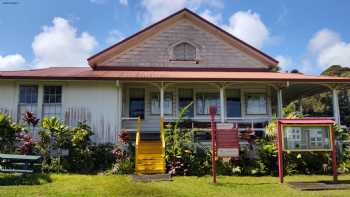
[0,174,349,197]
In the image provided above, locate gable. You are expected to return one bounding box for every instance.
[100,19,269,69]
[88,9,278,70]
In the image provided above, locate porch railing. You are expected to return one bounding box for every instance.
[160,117,166,171]
[135,117,141,170]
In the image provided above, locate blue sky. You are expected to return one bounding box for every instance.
[0,0,349,74]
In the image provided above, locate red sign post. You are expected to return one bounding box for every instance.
[277,118,337,183]
[209,106,240,184]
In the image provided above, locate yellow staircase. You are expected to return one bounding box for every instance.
[135,117,166,174]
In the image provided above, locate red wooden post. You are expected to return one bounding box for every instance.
[330,126,338,183]
[209,106,217,184]
[277,120,284,183]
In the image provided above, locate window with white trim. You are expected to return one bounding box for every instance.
[173,42,196,61]
[42,86,62,119]
[245,93,267,115]
[18,85,38,120]
[151,92,173,115]
[196,92,220,115]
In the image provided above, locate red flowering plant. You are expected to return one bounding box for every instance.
[16,132,36,155]
[108,129,135,174]
[23,111,40,129]
[118,129,129,144]
[15,112,40,155]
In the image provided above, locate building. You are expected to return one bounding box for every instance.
[0,8,349,143]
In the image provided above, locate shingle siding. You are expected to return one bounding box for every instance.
[102,20,268,69]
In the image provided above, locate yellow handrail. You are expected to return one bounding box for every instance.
[135,116,141,173]
[160,116,166,171]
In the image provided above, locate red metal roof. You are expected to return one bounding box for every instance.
[278,118,335,124]
[1,67,350,82]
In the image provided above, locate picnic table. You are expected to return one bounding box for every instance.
[0,154,41,173]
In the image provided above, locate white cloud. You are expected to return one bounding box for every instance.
[119,0,128,6]
[106,29,125,44]
[308,29,341,54]
[200,9,222,25]
[222,10,269,49]
[32,17,98,67]
[275,55,293,71]
[0,54,26,71]
[307,29,350,70]
[140,0,223,25]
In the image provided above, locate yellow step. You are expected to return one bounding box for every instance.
[137,153,163,158]
[136,139,165,174]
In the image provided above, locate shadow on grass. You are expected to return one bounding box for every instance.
[0,173,52,186]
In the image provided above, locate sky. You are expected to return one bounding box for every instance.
[0,0,350,74]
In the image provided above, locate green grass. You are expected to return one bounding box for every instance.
[0,173,349,197]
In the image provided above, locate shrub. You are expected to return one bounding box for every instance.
[0,112,22,153]
[165,102,211,176]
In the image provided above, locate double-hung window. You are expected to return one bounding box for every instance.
[18,85,38,120]
[42,86,62,119]
[245,93,267,115]
[196,92,220,115]
[151,92,173,115]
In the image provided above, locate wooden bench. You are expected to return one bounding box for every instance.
[0,154,41,173]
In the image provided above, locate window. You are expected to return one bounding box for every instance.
[226,89,241,117]
[196,92,220,115]
[151,92,173,115]
[42,86,62,119]
[178,88,193,117]
[246,94,267,115]
[173,42,196,61]
[18,85,38,120]
[129,88,145,119]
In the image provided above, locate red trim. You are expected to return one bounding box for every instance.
[1,75,350,82]
[93,66,272,72]
[87,8,278,68]
[277,120,283,183]
[330,126,338,183]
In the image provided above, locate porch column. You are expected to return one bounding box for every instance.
[220,87,225,123]
[160,83,164,118]
[277,88,283,118]
[332,88,341,125]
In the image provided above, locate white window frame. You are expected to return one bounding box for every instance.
[150,91,173,115]
[245,93,268,115]
[18,85,39,121]
[195,91,220,115]
[42,85,62,119]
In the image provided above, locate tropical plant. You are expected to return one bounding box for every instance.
[0,112,22,153]
[165,102,211,176]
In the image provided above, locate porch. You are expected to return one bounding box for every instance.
[116,80,344,140]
